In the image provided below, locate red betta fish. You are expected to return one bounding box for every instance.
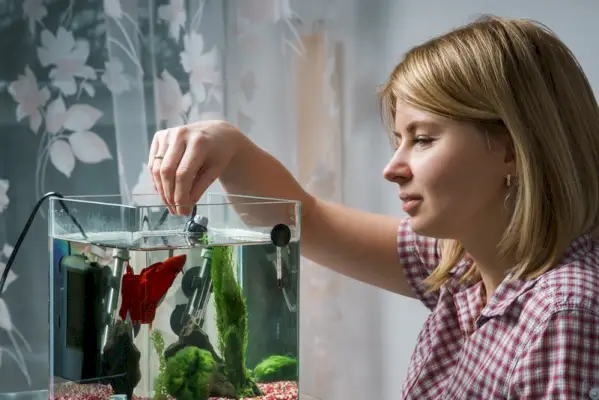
[118,254,187,328]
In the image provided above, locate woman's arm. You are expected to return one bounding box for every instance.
[222,132,418,296]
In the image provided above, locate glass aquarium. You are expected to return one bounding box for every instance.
[48,193,301,400]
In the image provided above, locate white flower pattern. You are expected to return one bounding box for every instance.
[37,27,97,96]
[101,59,131,95]
[0,178,31,382]
[22,0,48,35]
[180,32,220,103]
[7,66,50,134]
[155,69,192,127]
[0,180,8,215]
[0,243,32,385]
[158,0,186,41]
[103,0,123,19]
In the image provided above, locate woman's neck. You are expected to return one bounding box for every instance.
[461,231,516,301]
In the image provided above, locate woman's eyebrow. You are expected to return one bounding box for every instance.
[394,120,440,136]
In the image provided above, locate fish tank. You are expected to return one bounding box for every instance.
[47,193,301,400]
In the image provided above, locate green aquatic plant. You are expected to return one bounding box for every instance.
[163,347,216,400]
[211,245,262,397]
[253,355,298,383]
[150,330,168,400]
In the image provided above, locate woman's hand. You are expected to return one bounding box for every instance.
[148,120,242,215]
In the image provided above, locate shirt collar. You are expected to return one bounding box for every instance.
[450,233,595,331]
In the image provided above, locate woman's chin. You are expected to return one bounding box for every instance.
[408,215,445,238]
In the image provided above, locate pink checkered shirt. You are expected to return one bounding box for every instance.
[397,218,599,399]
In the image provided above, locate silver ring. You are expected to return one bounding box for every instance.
[153,155,164,161]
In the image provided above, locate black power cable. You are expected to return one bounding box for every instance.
[0,192,87,296]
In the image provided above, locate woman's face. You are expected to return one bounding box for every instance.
[383,100,513,240]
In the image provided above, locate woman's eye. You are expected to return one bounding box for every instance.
[391,135,434,150]
[413,136,434,146]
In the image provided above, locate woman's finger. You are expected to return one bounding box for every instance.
[175,133,207,215]
[148,131,160,166]
[189,165,218,208]
[160,127,187,213]
[150,130,170,210]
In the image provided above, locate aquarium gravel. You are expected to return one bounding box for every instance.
[52,381,298,400]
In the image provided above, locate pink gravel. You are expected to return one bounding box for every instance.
[51,381,298,400]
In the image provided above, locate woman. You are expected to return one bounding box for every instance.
[148,15,599,399]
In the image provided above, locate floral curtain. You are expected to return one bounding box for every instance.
[0,1,387,398]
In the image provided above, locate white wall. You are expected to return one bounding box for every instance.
[375,0,599,398]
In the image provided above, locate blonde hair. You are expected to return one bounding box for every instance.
[379,15,599,291]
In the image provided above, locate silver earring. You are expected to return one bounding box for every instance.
[505,173,512,188]
[504,173,514,211]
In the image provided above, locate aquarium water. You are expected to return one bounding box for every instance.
[47,194,301,400]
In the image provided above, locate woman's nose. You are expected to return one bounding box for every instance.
[383,154,413,183]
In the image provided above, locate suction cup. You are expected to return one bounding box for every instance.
[170,304,190,336]
[181,266,202,298]
[270,223,291,247]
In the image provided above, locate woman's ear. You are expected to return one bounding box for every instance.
[504,136,516,164]
[490,128,515,164]
[486,125,517,176]
[501,134,518,181]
